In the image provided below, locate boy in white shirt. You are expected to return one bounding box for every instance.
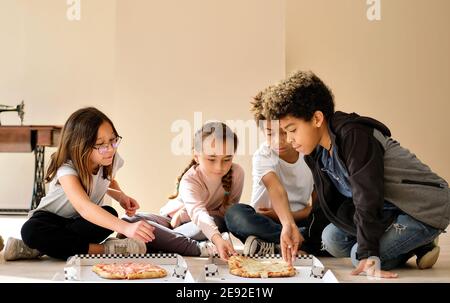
[225,93,329,256]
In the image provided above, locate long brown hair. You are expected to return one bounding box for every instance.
[169,122,238,209]
[45,107,119,194]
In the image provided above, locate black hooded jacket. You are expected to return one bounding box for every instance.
[304,111,395,260]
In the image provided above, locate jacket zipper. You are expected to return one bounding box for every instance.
[401,179,445,188]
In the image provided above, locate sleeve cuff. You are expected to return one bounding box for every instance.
[356,250,380,260]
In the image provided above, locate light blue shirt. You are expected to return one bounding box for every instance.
[320,146,353,198]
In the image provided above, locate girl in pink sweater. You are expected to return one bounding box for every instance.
[126,122,244,260]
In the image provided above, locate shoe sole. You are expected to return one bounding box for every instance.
[417,245,440,269]
[434,237,439,246]
[243,235,257,255]
[105,238,147,255]
[0,236,4,252]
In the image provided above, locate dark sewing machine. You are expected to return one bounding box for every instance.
[0,101,25,125]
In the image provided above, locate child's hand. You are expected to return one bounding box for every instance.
[212,234,236,261]
[280,223,303,265]
[123,220,155,243]
[351,258,398,279]
[170,207,187,229]
[170,213,182,229]
[170,208,184,228]
[120,195,140,217]
[258,207,280,223]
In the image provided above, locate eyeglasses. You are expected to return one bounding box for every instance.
[93,136,122,154]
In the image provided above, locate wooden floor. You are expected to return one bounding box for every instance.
[1,215,449,283]
[322,230,450,282]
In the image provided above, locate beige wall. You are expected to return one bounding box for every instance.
[0,0,116,209]
[286,0,450,182]
[0,0,285,213]
[1,0,448,214]
[112,0,284,213]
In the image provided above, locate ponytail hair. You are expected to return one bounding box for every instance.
[221,166,233,210]
[168,158,197,199]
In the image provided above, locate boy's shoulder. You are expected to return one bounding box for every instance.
[330,111,391,138]
[253,142,275,161]
[253,142,293,170]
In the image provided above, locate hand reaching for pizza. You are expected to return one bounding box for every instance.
[257,207,280,223]
[119,195,140,217]
[280,223,304,265]
[351,258,398,279]
[212,233,237,261]
[123,220,155,243]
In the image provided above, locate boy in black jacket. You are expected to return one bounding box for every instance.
[261,70,449,278]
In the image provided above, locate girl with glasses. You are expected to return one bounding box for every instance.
[3,107,154,261]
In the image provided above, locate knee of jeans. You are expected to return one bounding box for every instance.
[225,204,253,229]
[321,224,336,246]
[350,244,359,267]
[20,220,39,248]
[102,206,118,217]
[321,224,352,258]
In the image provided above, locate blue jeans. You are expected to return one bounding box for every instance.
[321,212,441,270]
[226,204,329,255]
[225,204,295,243]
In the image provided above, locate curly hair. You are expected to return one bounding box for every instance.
[250,90,266,126]
[261,70,335,122]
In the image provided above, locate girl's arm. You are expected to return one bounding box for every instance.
[180,177,237,260]
[107,179,140,216]
[107,179,125,201]
[181,179,220,241]
[59,175,154,242]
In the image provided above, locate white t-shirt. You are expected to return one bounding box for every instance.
[29,153,124,218]
[250,143,313,212]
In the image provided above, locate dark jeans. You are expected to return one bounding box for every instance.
[225,203,329,255]
[124,213,227,256]
[21,206,117,260]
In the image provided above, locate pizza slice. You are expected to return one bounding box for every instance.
[92,262,167,280]
[228,255,296,278]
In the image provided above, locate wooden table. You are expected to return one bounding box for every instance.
[0,125,62,214]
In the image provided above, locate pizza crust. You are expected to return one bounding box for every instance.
[92,262,168,280]
[228,256,296,278]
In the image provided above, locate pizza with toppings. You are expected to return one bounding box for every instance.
[228,256,296,278]
[92,262,167,280]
